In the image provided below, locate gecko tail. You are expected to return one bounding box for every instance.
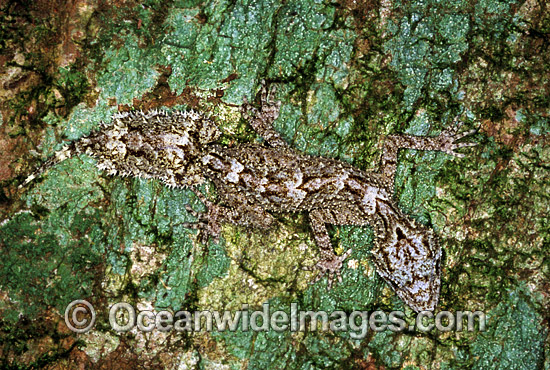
[19,142,79,188]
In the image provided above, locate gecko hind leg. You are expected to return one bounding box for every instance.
[181,187,276,245]
[181,190,225,245]
[241,80,287,148]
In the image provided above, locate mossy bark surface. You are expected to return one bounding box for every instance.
[0,0,548,368]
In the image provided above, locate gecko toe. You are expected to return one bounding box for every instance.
[450,151,466,158]
[458,129,477,138]
[456,141,478,148]
[342,248,353,260]
[327,274,334,290]
[184,204,199,218]
[308,249,352,289]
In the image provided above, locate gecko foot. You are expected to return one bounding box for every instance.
[181,192,222,245]
[303,249,352,289]
[435,121,478,158]
[240,80,281,130]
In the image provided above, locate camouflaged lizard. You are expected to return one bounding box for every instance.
[22,83,476,312]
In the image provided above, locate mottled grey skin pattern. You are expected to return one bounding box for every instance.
[24,84,476,312]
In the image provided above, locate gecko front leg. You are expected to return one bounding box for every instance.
[380,121,477,193]
[306,209,353,289]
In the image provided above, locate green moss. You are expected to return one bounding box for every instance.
[384,1,470,111]
[97,33,163,105]
[444,287,547,370]
[0,210,103,323]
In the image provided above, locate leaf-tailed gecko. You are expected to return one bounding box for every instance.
[22,82,476,312]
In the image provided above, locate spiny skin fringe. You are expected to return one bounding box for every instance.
[21,108,217,190]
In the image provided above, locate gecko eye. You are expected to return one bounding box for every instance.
[396,227,406,240]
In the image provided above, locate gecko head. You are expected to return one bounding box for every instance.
[372,218,441,312]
